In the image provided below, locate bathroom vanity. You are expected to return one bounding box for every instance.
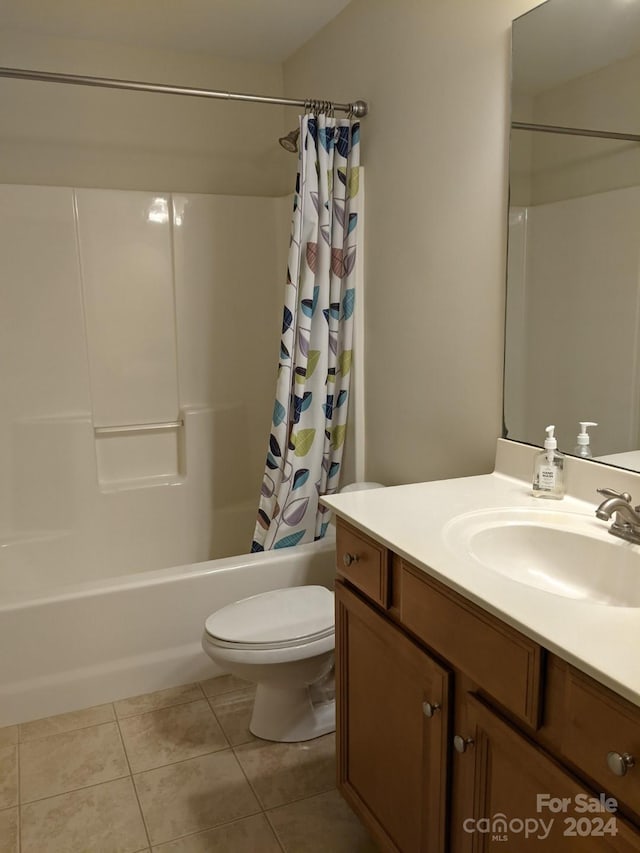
[323,446,640,852]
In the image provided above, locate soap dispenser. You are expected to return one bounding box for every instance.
[573,421,597,458]
[532,425,565,499]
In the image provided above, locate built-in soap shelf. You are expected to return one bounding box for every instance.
[94,419,183,436]
[94,417,185,491]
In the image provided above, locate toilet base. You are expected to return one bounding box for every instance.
[249,682,335,742]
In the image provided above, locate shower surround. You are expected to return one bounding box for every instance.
[0,183,347,725]
[0,184,290,591]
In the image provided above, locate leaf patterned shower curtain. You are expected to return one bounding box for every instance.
[251,113,361,551]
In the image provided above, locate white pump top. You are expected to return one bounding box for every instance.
[544,424,557,451]
[576,421,598,446]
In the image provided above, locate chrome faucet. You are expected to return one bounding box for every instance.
[595,488,640,544]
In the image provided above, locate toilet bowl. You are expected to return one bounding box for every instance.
[202,481,385,742]
[202,585,335,742]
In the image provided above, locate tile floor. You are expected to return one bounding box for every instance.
[0,675,380,852]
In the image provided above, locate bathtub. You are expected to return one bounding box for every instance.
[0,530,337,726]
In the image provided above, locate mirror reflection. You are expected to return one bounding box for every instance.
[505,0,640,470]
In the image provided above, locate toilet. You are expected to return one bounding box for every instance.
[201,481,384,742]
[202,585,336,742]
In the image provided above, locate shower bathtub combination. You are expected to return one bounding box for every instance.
[0,65,365,730]
[0,531,337,727]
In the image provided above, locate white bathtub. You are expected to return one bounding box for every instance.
[0,531,337,726]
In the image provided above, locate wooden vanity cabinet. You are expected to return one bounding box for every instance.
[335,518,640,852]
[335,581,449,853]
[452,693,640,852]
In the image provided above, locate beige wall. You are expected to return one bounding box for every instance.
[285,0,540,485]
[0,31,294,195]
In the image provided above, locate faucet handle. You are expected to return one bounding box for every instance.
[597,488,633,504]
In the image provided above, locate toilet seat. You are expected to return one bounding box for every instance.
[201,584,337,741]
[204,585,334,651]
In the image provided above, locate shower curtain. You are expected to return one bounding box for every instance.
[251,113,361,551]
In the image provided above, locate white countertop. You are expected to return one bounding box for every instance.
[596,450,640,471]
[322,470,640,707]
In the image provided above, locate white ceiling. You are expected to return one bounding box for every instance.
[0,0,353,62]
[5,0,638,91]
[513,0,640,94]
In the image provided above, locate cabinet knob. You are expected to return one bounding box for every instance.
[343,552,359,567]
[453,735,474,754]
[607,751,635,777]
[422,701,441,718]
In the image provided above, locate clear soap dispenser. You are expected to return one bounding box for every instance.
[573,421,597,458]
[532,425,565,499]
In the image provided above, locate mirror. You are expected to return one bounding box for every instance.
[505,0,640,470]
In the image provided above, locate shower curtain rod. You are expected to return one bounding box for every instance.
[0,66,369,117]
[512,120,640,143]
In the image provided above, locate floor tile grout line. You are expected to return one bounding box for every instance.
[114,715,153,851]
[264,783,340,814]
[204,686,257,708]
[115,695,202,720]
[204,694,240,748]
[262,781,338,814]
[145,807,271,850]
[230,742,269,812]
[15,736,20,806]
[230,733,338,812]
[151,808,266,849]
[129,743,237,778]
[204,688,258,736]
[117,695,215,729]
[16,684,209,738]
[18,697,227,796]
[18,714,258,803]
[18,772,131,808]
[16,736,21,853]
[114,683,206,721]
[229,737,338,814]
[17,702,117,744]
[18,720,137,809]
[198,678,255,700]
[116,696,233,775]
[263,808,288,853]
[18,717,119,751]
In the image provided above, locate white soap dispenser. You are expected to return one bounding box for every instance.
[573,421,597,458]
[532,425,565,499]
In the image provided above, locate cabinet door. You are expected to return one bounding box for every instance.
[452,692,640,852]
[335,581,450,853]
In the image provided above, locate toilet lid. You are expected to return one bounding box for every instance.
[204,585,334,646]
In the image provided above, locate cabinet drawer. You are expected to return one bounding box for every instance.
[336,519,390,608]
[400,562,543,728]
[563,667,640,817]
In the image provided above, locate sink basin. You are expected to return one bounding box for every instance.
[443,508,640,607]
